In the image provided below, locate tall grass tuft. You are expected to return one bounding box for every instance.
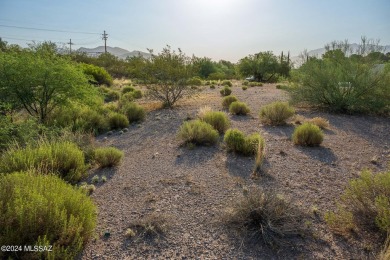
[94,147,124,168]
[259,101,295,125]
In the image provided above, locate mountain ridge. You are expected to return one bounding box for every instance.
[77,46,151,59]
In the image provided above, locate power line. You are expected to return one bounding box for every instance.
[0,24,100,35]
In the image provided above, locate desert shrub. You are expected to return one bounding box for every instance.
[242,86,248,90]
[132,89,143,99]
[276,84,290,90]
[81,63,113,86]
[94,147,124,167]
[253,138,266,174]
[104,102,119,112]
[222,80,233,87]
[208,72,225,80]
[224,188,302,246]
[229,101,250,115]
[100,87,120,102]
[292,123,324,146]
[205,81,211,85]
[199,111,230,134]
[220,86,232,96]
[308,117,329,129]
[108,112,129,129]
[122,85,135,94]
[0,141,87,183]
[122,102,146,123]
[128,213,169,239]
[325,170,390,235]
[248,82,263,87]
[210,85,216,89]
[222,95,238,109]
[119,92,135,108]
[224,129,263,156]
[187,77,203,86]
[197,106,212,119]
[259,101,295,125]
[178,120,219,146]
[242,80,249,86]
[0,173,96,260]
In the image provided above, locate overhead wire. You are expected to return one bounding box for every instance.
[0,24,100,35]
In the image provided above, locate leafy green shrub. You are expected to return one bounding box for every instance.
[108,112,129,129]
[132,89,143,99]
[259,101,295,125]
[224,129,263,155]
[208,72,225,80]
[242,80,249,86]
[0,173,96,260]
[292,123,324,146]
[220,86,232,96]
[224,188,301,246]
[242,86,248,90]
[122,85,135,94]
[248,82,263,87]
[119,92,135,108]
[187,77,203,86]
[229,101,250,115]
[81,63,113,86]
[222,95,238,109]
[222,80,233,87]
[101,87,120,102]
[0,141,87,183]
[199,111,230,134]
[178,120,219,146]
[94,147,124,167]
[122,102,146,123]
[325,170,390,235]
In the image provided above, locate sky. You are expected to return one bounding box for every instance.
[0,0,389,62]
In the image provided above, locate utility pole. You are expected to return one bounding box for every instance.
[102,30,108,54]
[67,39,74,54]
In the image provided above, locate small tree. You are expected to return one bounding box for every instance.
[0,43,93,122]
[140,46,197,107]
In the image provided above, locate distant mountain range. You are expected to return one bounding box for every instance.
[77,46,151,59]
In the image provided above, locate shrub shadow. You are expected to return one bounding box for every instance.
[296,146,338,165]
[175,145,219,167]
[262,124,295,138]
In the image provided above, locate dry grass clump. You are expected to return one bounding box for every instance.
[197,106,213,119]
[223,188,302,247]
[252,138,266,177]
[259,101,295,125]
[292,123,324,146]
[308,117,330,129]
[128,213,169,240]
[178,120,219,146]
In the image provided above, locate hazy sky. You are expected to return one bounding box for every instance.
[0,0,389,62]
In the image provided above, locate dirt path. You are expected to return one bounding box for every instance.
[81,83,390,259]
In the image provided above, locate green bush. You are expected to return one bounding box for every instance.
[208,72,225,80]
[229,101,250,115]
[122,102,146,123]
[108,112,129,129]
[81,63,113,86]
[119,92,135,108]
[220,86,232,96]
[224,188,302,247]
[132,89,143,99]
[224,129,263,156]
[259,101,295,125]
[222,80,233,87]
[0,141,87,183]
[101,87,120,102]
[0,173,96,260]
[325,170,390,235]
[292,123,324,146]
[94,147,124,167]
[222,95,238,109]
[242,80,249,86]
[248,82,263,87]
[242,86,248,90]
[199,111,230,134]
[178,120,219,146]
[187,77,203,86]
[122,85,135,94]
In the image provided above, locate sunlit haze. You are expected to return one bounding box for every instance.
[1,0,389,61]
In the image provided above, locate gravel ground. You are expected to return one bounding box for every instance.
[80,83,390,259]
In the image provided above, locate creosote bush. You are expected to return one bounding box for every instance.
[325,170,390,236]
[220,86,232,96]
[292,123,324,146]
[224,129,263,156]
[224,188,302,247]
[108,112,129,129]
[178,120,219,146]
[94,147,124,167]
[222,95,238,109]
[259,101,295,125]
[0,173,96,260]
[122,102,146,123]
[0,141,87,183]
[199,110,230,134]
[229,101,250,115]
[132,89,143,99]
